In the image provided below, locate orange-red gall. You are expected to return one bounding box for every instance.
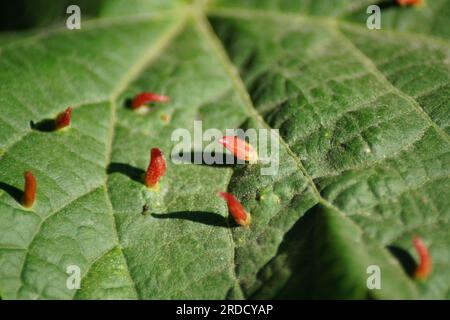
[396,0,423,6]
[22,171,36,208]
[145,148,166,189]
[132,92,170,110]
[218,191,251,227]
[219,136,258,162]
[55,107,72,130]
[413,236,432,280]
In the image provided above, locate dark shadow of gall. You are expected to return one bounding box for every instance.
[388,245,417,277]
[107,162,145,184]
[171,150,243,168]
[0,182,23,204]
[30,119,56,132]
[151,211,234,228]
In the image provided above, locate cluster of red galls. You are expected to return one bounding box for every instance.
[19,91,430,280]
[22,92,255,228]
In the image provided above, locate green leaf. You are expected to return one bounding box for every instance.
[0,0,449,299]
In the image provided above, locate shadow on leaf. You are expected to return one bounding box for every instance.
[0,182,22,204]
[171,150,242,168]
[388,245,417,277]
[107,162,145,184]
[124,98,133,109]
[378,0,398,9]
[151,211,233,228]
[30,119,56,132]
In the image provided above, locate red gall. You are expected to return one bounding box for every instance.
[132,92,170,110]
[218,136,258,162]
[55,107,72,130]
[145,147,166,189]
[22,171,36,208]
[218,191,251,227]
[413,236,432,280]
[396,0,423,6]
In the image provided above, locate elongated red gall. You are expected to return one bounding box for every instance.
[413,236,432,280]
[132,92,170,109]
[219,136,258,162]
[22,171,36,208]
[218,191,251,227]
[145,148,166,189]
[396,0,423,6]
[55,107,72,130]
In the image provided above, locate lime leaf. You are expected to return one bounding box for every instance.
[0,0,448,299]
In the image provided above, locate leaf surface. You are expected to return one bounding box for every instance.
[0,0,449,299]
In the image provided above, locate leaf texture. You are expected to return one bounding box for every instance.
[0,0,449,299]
